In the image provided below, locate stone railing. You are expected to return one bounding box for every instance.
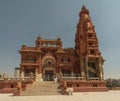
[0,77,31,81]
[26,47,36,50]
[22,61,36,63]
[61,77,85,80]
[21,45,36,50]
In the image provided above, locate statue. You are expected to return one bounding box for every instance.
[17,81,22,92]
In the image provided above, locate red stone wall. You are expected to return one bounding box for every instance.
[0,80,33,94]
[60,80,108,94]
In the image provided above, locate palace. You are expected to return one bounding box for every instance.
[0,6,107,95]
[19,6,104,82]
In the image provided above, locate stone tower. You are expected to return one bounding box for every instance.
[75,6,104,81]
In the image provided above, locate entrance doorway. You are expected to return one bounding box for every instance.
[44,70,54,81]
[42,56,56,81]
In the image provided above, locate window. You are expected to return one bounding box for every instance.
[38,41,40,46]
[47,59,52,65]
[44,58,54,65]
[11,84,14,88]
[88,62,96,69]
[33,59,36,62]
[62,69,71,76]
[61,57,70,63]
[27,56,36,62]
[90,50,95,55]
[61,58,63,62]
[88,41,94,46]
[93,84,98,87]
[88,33,93,38]
[89,71,96,77]
[77,84,79,87]
[68,58,70,62]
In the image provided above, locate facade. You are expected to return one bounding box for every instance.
[19,6,104,82]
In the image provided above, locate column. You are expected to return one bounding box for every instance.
[59,67,63,78]
[98,58,103,81]
[55,65,59,78]
[38,55,42,81]
[85,56,89,81]
[35,67,39,81]
[38,66,42,82]
[80,57,85,78]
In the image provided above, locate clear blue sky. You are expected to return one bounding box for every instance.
[0,0,120,79]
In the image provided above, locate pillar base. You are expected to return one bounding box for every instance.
[35,73,42,82]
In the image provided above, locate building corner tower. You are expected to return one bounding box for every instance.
[75,6,104,81]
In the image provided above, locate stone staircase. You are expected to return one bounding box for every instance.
[20,81,61,96]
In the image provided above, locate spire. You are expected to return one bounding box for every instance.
[78,5,93,33]
[57,34,61,40]
[75,6,99,56]
[79,5,89,17]
[82,5,86,9]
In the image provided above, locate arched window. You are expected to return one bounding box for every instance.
[44,58,54,65]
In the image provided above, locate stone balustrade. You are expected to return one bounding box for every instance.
[61,77,85,81]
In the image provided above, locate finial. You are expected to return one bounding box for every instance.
[57,34,61,40]
[82,5,86,9]
[37,33,42,39]
[79,5,89,16]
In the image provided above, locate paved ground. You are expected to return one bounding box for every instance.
[0,91,120,101]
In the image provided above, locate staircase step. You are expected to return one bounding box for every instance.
[20,81,61,96]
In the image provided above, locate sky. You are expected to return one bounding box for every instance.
[0,0,120,79]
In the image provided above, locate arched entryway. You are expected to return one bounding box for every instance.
[42,55,56,81]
